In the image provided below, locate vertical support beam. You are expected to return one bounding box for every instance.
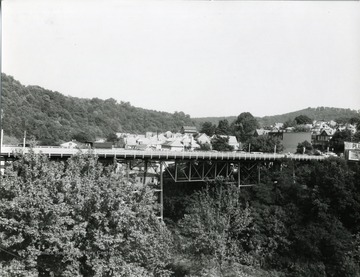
[189,161,192,181]
[202,162,205,180]
[215,162,217,179]
[292,161,296,184]
[126,160,130,180]
[175,161,178,182]
[160,162,164,221]
[238,161,241,189]
[143,160,148,185]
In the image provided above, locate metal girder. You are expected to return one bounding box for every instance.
[163,160,245,183]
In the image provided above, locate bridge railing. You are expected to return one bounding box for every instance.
[1,146,327,161]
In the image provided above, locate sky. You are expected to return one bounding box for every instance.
[2,0,360,118]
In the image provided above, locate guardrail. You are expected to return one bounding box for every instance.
[1,146,326,161]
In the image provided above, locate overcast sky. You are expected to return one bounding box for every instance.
[2,0,360,118]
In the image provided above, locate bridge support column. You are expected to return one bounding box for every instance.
[238,161,241,189]
[143,160,148,185]
[160,162,164,221]
[126,161,130,180]
[258,165,261,184]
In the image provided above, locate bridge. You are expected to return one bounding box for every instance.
[1,146,325,161]
[1,146,326,220]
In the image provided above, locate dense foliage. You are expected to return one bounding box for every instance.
[1,150,360,276]
[211,135,234,151]
[1,74,194,145]
[244,136,284,153]
[164,158,360,276]
[0,152,173,276]
[193,107,360,129]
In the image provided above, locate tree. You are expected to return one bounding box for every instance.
[198,142,211,151]
[232,112,259,142]
[178,181,252,276]
[293,125,311,132]
[296,140,313,154]
[244,136,284,153]
[216,119,231,135]
[200,121,216,137]
[294,115,312,125]
[330,130,352,153]
[283,119,296,129]
[72,131,94,143]
[211,135,234,151]
[0,151,173,276]
[354,131,360,143]
[106,132,119,142]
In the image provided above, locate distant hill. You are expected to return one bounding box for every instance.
[2,73,358,145]
[258,107,359,126]
[193,107,359,128]
[1,74,195,144]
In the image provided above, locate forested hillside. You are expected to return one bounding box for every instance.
[193,107,359,128]
[259,107,360,126]
[1,74,194,144]
[2,73,358,145]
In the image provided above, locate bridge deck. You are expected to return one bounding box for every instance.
[1,146,326,161]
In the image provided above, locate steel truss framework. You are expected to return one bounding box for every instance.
[162,160,264,187]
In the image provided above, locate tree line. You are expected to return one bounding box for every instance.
[1,74,194,145]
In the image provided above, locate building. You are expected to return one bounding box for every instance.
[60,140,78,148]
[270,132,312,153]
[195,133,211,145]
[181,126,198,135]
[161,139,184,151]
[313,129,335,150]
[253,129,270,137]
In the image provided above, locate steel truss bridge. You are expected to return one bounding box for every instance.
[1,146,326,219]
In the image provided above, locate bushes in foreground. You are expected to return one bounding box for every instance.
[0,152,172,276]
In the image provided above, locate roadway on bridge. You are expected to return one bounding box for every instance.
[1,146,326,161]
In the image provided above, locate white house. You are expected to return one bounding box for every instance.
[161,139,184,151]
[60,140,78,148]
[195,133,211,145]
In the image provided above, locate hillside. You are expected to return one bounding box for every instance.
[193,107,359,128]
[259,107,359,126]
[1,73,358,145]
[1,74,195,144]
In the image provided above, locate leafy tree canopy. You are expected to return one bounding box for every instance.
[1,73,194,145]
[200,121,216,136]
[211,135,234,151]
[233,112,259,142]
[215,119,231,135]
[294,115,313,125]
[296,140,313,154]
[245,135,284,153]
[0,152,173,276]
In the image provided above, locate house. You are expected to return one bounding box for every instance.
[182,135,201,151]
[253,129,270,137]
[313,129,335,150]
[164,131,173,138]
[271,123,284,132]
[181,126,198,135]
[195,133,211,145]
[124,136,138,149]
[60,140,78,148]
[161,139,184,151]
[227,136,240,150]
